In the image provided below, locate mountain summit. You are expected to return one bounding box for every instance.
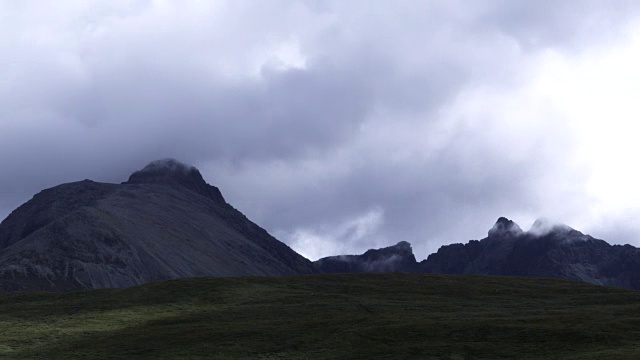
[125,159,225,203]
[0,160,317,292]
[488,217,524,237]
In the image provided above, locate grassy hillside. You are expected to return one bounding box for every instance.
[2,273,640,359]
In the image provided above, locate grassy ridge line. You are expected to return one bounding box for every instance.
[2,273,640,359]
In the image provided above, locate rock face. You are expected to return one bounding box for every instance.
[422,217,640,289]
[0,159,317,292]
[314,241,420,273]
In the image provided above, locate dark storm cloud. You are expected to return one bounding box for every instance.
[1,1,639,259]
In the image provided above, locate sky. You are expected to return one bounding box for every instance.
[2,1,640,261]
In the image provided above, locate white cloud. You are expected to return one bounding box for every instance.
[279,207,385,260]
[523,19,640,242]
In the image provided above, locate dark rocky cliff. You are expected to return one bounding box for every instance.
[0,159,317,292]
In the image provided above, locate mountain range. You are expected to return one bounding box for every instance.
[317,217,640,289]
[2,159,640,292]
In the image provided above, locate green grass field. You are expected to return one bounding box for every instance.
[2,273,640,359]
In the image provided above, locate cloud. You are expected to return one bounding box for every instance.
[1,1,640,260]
[278,207,385,260]
[527,217,572,238]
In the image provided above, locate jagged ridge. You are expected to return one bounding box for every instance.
[422,217,640,289]
[317,217,640,290]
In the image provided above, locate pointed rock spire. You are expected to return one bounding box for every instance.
[488,217,523,237]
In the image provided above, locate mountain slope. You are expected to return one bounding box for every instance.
[3,273,640,359]
[0,159,316,292]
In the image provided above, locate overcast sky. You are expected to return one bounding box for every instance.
[2,1,640,260]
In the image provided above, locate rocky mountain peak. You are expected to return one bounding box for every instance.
[488,217,523,237]
[125,159,225,203]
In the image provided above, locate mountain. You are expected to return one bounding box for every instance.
[422,217,640,289]
[0,159,317,292]
[317,217,640,290]
[314,241,420,273]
